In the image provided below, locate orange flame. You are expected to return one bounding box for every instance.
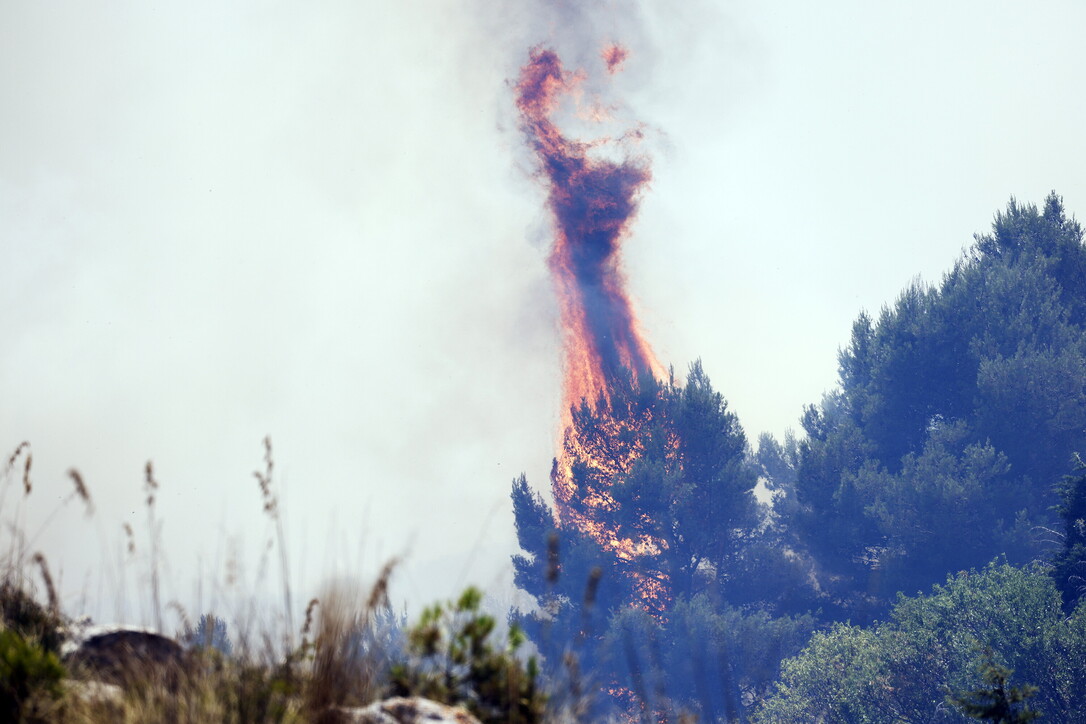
[516,46,670,612]
[602,44,629,74]
[515,45,663,424]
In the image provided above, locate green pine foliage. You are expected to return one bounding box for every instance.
[788,193,1086,614]
[510,194,1086,718]
[510,364,818,718]
[1052,457,1086,611]
[947,652,1041,723]
[598,596,817,721]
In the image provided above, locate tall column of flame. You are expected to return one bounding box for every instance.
[516,45,668,590]
[516,47,660,414]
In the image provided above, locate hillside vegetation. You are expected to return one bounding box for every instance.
[4,194,1086,722]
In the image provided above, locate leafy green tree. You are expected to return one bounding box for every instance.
[976,194,1086,325]
[755,430,799,496]
[756,562,1086,722]
[793,395,878,583]
[509,473,632,678]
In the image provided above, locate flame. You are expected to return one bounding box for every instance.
[602,44,629,74]
[516,46,671,613]
[516,46,663,420]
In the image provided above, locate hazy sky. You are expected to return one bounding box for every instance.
[3,1,1086,625]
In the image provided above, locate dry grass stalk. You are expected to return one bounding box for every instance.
[302,598,320,643]
[144,461,158,507]
[300,597,320,661]
[0,441,31,525]
[0,442,397,723]
[144,461,163,632]
[169,600,192,638]
[546,532,560,585]
[23,465,96,560]
[255,435,277,517]
[254,436,294,650]
[304,563,400,720]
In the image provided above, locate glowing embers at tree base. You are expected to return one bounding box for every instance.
[549,372,681,615]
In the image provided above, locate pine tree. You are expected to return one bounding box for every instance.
[1052,457,1086,611]
[512,364,760,622]
[789,193,1086,615]
[509,364,768,717]
[947,652,1041,723]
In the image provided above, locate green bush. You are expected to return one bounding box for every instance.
[391,586,546,724]
[0,628,65,722]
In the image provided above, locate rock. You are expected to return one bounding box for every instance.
[62,624,185,688]
[64,678,125,705]
[336,696,482,724]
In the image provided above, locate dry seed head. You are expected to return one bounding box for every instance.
[254,436,278,517]
[32,552,58,615]
[5,441,29,474]
[262,435,273,476]
[22,452,32,495]
[123,523,136,555]
[144,461,158,507]
[365,558,399,614]
[302,597,320,639]
[225,541,239,587]
[68,468,94,514]
[168,601,192,635]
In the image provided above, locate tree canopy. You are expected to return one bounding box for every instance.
[509,193,1086,718]
[787,193,1086,611]
[757,563,1086,723]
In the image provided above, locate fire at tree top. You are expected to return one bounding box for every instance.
[515,46,663,421]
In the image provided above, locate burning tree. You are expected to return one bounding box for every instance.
[512,362,760,609]
[510,362,805,720]
[558,364,759,609]
[511,42,764,612]
[508,45,793,718]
